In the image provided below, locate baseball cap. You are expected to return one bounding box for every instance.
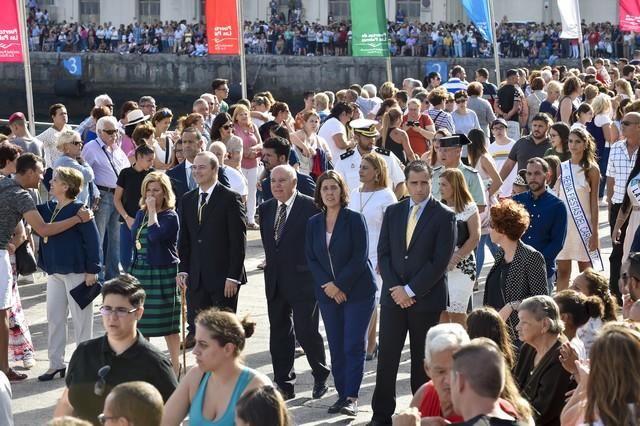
[8,112,26,124]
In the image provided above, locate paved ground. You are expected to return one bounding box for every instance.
[11,205,614,425]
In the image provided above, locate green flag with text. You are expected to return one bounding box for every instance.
[350,0,389,57]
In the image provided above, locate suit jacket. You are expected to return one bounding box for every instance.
[377,197,456,312]
[261,171,316,201]
[258,193,319,302]
[178,183,247,292]
[305,207,377,304]
[167,162,230,210]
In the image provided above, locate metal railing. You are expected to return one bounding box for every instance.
[0,119,78,135]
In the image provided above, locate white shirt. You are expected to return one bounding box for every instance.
[198,181,216,204]
[0,371,12,426]
[224,166,248,196]
[607,140,639,203]
[274,190,297,224]
[334,147,405,194]
[488,139,516,197]
[318,117,348,161]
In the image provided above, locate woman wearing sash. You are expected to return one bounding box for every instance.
[555,128,600,291]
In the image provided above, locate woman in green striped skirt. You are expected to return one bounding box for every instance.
[130,171,181,375]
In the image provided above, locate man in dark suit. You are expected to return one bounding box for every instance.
[260,136,315,201]
[167,127,229,211]
[177,151,246,349]
[257,164,330,400]
[368,160,457,426]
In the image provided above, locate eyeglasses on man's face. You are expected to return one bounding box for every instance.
[99,305,139,317]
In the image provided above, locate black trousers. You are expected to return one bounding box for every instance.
[186,284,239,336]
[609,203,627,303]
[267,291,330,393]
[371,304,440,424]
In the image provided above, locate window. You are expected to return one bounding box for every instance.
[328,0,350,23]
[139,0,161,24]
[38,0,54,5]
[397,0,421,21]
[79,0,100,23]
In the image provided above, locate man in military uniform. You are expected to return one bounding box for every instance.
[432,134,486,212]
[334,118,406,198]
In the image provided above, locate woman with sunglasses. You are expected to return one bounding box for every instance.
[53,130,98,206]
[151,108,175,170]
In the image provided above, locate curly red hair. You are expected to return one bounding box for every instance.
[490,199,530,241]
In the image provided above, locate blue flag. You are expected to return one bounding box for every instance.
[461,0,493,43]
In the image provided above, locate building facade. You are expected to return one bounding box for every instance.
[41,0,617,27]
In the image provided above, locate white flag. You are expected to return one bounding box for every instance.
[557,0,581,39]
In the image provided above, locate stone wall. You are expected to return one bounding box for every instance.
[0,53,580,122]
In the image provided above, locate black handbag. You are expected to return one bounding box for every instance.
[456,220,470,248]
[15,240,37,276]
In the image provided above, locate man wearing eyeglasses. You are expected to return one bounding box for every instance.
[52,275,177,424]
[211,78,230,114]
[606,112,640,303]
[83,116,130,281]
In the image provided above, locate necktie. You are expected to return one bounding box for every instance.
[274,203,287,242]
[198,192,207,224]
[406,204,420,249]
[186,165,196,190]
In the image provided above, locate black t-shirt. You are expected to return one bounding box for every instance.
[116,167,153,222]
[65,332,177,426]
[455,415,519,426]
[496,84,520,122]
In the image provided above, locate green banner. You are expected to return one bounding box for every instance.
[350,0,389,57]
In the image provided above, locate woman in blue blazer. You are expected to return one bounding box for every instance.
[305,170,376,417]
[130,171,181,376]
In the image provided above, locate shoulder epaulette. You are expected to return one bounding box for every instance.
[375,147,390,156]
[340,150,355,160]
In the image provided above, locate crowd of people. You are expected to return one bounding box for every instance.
[1,52,640,425]
[24,3,635,61]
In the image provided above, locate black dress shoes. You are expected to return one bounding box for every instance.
[278,387,296,401]
[312,381,329,399]
[327,398,346,413]
[38,367,66,381]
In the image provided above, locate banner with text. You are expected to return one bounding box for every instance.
[461,0,493,44]
[350,0,389,57]
[0,0,23,63]
[620,0,640,32]
[206,0,240,55]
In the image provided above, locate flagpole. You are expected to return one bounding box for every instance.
[488,0,501,84]
[16,0,36,136]
[236,0,247,99]
[575,0,585,71]
[386,56,392,83]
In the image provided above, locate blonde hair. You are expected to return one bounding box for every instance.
[54,166,83,199]
[615,78,634,99]
[591,93,613,116]
[440,168,474,213]
[379,81,397,100]
[361,153,389,189]
[232,104,251,123]
[56,130,82,150]
[139,171,176,210]
[314,93,329,111]
[545,80,562,95]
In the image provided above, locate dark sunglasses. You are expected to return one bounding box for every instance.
[455,99,467,104]
[222,124,233,130]
[94,365,111,396]
[72,140,84,146]
[101,129,118,135]
[622,120,640,126]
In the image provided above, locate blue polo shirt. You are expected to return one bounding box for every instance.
[513,190,568,278]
